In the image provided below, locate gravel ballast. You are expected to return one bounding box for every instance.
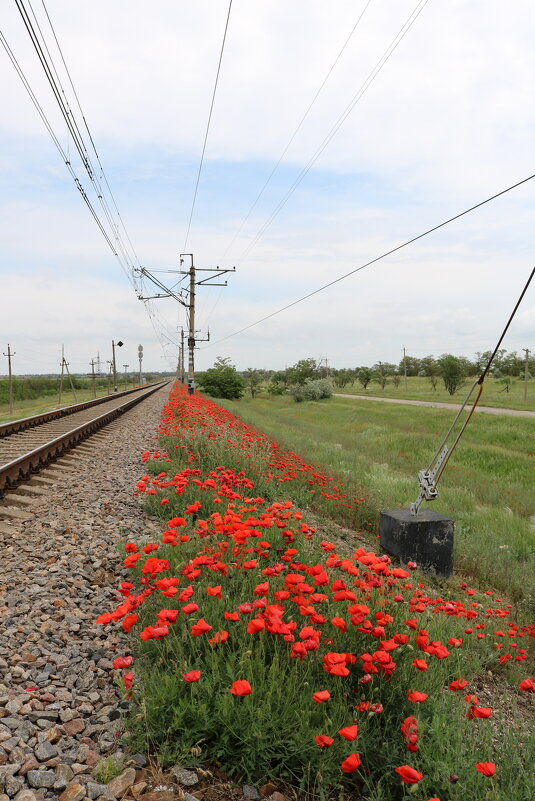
[0,388,168,801]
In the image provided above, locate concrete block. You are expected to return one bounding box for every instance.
[379,508,454,577]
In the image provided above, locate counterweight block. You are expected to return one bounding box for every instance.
[379,508,454,577]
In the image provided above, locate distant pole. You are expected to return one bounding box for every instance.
[112,339,124,392]
[90,359,97,398]
[523,348,530,401]
[123,364,129,388]
[403,346,407,389]
[112,340,118,392]
[138,344,143,385]
[180,327,185,384]
[3,344,15,415]
[64,353,77,402]
[58,345,65,406]
[187,257,196,394]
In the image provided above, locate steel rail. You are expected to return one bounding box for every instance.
[0,381,166,438]
[0,381,170,495]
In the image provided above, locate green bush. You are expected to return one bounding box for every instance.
[291,378,333,403]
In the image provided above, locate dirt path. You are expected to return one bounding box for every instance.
[334,393,535,418]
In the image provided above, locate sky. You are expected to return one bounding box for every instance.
[1,0,534,376]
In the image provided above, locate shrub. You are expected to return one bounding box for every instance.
[291,378,333,402]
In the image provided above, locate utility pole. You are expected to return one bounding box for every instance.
[111,340,123,392]
[58,346,77,405]
[523,348,530,401]
[90,359,97,398]
[187,256,196,395]
[179,327,185,384]
[403,346,407,390]
[123,364,129,388]
[3,344,15,415]
[58,345,65,406]
[135,254,234,395]
[138,344,143,385]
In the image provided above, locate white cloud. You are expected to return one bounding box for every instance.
[1,0,534,375]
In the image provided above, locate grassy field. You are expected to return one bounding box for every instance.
[217,394,535,616]
[334,375,535,411]
[0,382,138,424]
[117,386,534,801]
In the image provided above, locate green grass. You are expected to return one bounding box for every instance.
[333,375,535,411]
[115,387,534,801]
[215,394,535,616]
[0,382,138,424]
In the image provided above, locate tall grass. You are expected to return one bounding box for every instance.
[216,395,535,616]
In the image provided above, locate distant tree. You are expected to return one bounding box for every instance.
[392,374,401,388]
[398,355,420,376]
[198,357,244,400]
[333,368,351,388]
[287,358,319,386]
[357,367,373,390]
[244,367,261,398]
[499,376,512,393]
[372,361,394,390]
[418,355,438,377]
[438,354,466,395]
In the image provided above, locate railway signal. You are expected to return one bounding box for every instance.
[138,344,143,385]
[111,340,124,392]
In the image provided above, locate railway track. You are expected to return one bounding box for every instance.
[0,381,170,495]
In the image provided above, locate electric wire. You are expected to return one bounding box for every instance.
[204,172,535,348]
[233,0,430,267]
[39,0,143,272]
[0,31,120,260]
[218,0,374,264]
[183,0,233,252]
[14,0,140,291]
[411,264,534,512]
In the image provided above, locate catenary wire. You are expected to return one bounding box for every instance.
[183,0,233,252]
[39,0,143,271]
[203,172,535,348]
[218,0,374,264]
[14,0,140,291]
[201,0,375,333]
[233,0,430,267]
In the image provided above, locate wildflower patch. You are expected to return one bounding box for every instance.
[98,385,535,801]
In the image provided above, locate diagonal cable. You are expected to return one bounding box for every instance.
[183,0,233,251]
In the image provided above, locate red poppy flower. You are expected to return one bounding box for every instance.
[519,678,535,692]
[112,656,133,670]
[407,691,428,703]
[190,619,212,636]
[182,602,199,615]
[471,706,492,719]
[122,614,139,633]
[183,670,201,683]
[338,725,358,741]
[475,762,495,777]
[449,678,468,691]
[341,753,361,773]
[313,690,330,704]
[395,765,423,784]
[412,659,428,671]
[230,680,252,696]
[247,618,265,634]
[315,734,334,748]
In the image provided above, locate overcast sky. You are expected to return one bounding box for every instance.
[1,0,534,375]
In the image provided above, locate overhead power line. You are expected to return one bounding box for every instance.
[7,0,140,292]
[204,171,535,348]
[183,0,233,252]
[218,0,375,264]
[232,0,430,267]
